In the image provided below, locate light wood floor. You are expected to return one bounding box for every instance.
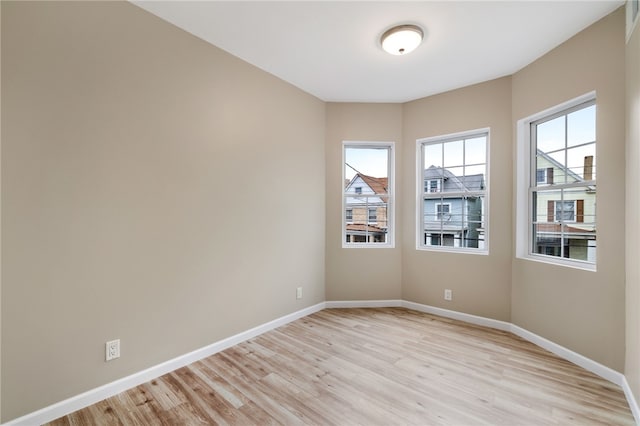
[47,308,635,425]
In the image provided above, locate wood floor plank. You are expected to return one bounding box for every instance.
[45,308,636,425]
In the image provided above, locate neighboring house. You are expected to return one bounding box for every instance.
[344,173,388,243]
[422,166,485,248]
[533,150,596,261]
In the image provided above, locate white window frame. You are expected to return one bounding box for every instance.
[342,141,395,248]
[627,0,639,42]
[515,91,596,271]
[536,169,547,184]
[416,128,490,254]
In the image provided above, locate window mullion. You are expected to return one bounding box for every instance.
[561,114,568,257]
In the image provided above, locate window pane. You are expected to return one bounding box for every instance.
[532,189,562,224]
[567,105,596,147]
[533,222,564,257]
[565,186,596,225]
[422,195,485,249]
[463,166,485,191]
[344,196,388,243]
[566,144,596,181]
[537,151,568,184]
[532,186,595,261]
[424,143,442,168]
[465,136,487,165]
[345,147,388,181]
[441,166,464,193]
[536,115,565,153]
[465,164,486,177]
[443,140,464,167]
[533,223,596,262]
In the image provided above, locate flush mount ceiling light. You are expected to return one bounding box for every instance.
[381,24,424,55]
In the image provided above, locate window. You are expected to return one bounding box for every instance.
[536,168,554,185]
[368,208,377,224]
[554,200,577,222]
[436,203,451,220]
[343,142,394,247]
[426,179,442,193]
[516,93,596,270]
[430,234,455,247]
[417,129,488,253]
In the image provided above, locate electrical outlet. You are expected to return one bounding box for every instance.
[296,287,303,300]
[444,289,452,301]
[106,339,120,361]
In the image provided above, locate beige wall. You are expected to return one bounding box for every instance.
[1,1,635,422]
[1,2,325,421]
[325,103,402,300]
[625,8,640,410]
[401,78,513,321]
[511,8,626,370]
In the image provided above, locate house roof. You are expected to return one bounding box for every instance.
[424,166,484,192]
[423,222,468,233]
[346,173,389,203]
[535,223,596,236]
[536,149,585,183]
[358,174,388,195]
[346,224,387,235]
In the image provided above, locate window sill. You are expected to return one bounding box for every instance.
[416,246,489,255]
[518,253,596,272]
[343,243,395,249]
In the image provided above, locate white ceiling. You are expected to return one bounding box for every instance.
[133,1,623,103]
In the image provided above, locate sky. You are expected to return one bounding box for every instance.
[344,137,487,182]
[344,147,389,180]
[344,104,595,184]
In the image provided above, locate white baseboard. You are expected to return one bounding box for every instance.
[3,302,326,426]
[401,300,512,332]
[325,299,403,309]
[5,299,638,426]
[509,323,625,386]
[622,376,640,425]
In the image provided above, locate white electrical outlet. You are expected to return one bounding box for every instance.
[106,339,120,361]
[444,289,452,301]
[296,287,303,300]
